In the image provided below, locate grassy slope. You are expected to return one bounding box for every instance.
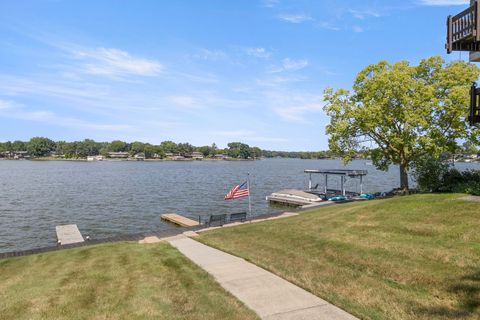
[0,242,258,320]
[199,194,480,320]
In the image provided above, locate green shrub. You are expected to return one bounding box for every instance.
[412,157,449,192]
[413,157,480,195]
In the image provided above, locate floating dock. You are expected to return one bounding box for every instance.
[266,189,323,206]
[161,213,199,227]
[56,224,84,245]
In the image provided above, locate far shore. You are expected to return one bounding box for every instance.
[0,157,260,162]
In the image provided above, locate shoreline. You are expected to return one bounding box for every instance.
[0,157,346,162]
[0,210,290,259]
[0,157,259,162]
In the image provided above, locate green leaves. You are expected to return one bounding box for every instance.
[324,56,480,189]
[26,137,56,157]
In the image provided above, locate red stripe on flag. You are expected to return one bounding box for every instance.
[224,182,249,200]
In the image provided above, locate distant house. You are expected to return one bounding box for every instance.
[87,155,104,161]
[134,153,145,161]
[1,151,30,159]
[214,154,228,160]
[166,153,186,160]
[16,151,29,159]
[108,151,129,159]
[189,152,204,160]
[0,151,13,158]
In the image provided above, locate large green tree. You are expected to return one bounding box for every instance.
[160,141,178,154]
[129,141,145,155]
[27,137,56,157]
[108,140,127,152]
[324,56,480,191]
[227,142,251,159]
[11,140,26,151]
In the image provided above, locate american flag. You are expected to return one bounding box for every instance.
[224,181,249,200]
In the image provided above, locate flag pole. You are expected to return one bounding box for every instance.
[247,172,252,216]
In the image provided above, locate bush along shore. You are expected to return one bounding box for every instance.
[413,156,480,196]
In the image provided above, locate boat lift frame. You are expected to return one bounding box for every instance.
[304,169,368,196]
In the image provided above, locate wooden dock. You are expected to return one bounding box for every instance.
[161,213,199,227]
[56,224,84,245]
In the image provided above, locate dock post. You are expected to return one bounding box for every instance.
[324,174,328,195]
[360,176,363,194]
[308,173,312,190]
[341,176,345,196]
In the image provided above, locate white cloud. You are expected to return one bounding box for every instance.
[73,47,163,78]
[282,58,309,71]
[417,0,469,5]
[192,48,227,61]
[0,75,110,102]
[0,99,15,110]
[246,47,272,58]
[274,104,323,122]
[349,8,382,19]
[266,92,324,122]
[212,130,256,137]
[248,136,289,142]
[262,0,279,8]
[268,58,309,73]
[277,14,312,23]
[0,105,130,131]
[318,22,342,31]
[169,96,199,108]
[352,26,364,33]
[211,130,288,143]
[256,75,307,87]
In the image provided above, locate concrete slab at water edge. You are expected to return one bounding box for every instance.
[167,236,358,320]
[55,224,84,245]
[138,236,161,244]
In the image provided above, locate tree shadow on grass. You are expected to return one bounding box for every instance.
[415,270,480,318]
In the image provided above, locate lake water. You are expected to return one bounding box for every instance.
[1,158,479,253]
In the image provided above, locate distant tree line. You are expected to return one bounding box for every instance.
[261,150,337,159]
[0,137,335,159]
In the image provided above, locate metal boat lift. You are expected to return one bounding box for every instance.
[304,169,368,197]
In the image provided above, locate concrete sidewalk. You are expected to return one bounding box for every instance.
[167,236,358,320]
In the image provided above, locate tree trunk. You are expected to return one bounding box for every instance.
[399,163,409,193]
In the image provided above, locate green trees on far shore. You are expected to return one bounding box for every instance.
[0,138,333,160]
[26,137,56,157]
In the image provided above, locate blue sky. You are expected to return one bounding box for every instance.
[0,0,472,150]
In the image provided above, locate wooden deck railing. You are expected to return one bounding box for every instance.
[447,1,480,53]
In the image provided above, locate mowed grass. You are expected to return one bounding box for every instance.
[199,194,480,320]
[0,242,258,320]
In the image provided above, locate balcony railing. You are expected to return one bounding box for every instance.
[447,1,480,53]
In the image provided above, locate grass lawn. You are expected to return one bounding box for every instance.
[199,194,480,320]
[0,242,258,320]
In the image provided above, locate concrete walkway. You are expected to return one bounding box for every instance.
[167,236,358,320]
